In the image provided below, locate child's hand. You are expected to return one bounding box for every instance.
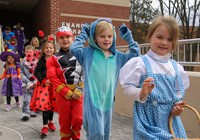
[82,23,90,36]
[26,82,35,89]
[45,79,51,86]
[140,77,154,100]
[71,93,80,100]
[17,75,21,79]
[171,101,186,116]
[26,82,32,89]
[118,23,132,41]
[32,83,36,88]
[118,23,128,34]
[72,89,82,100]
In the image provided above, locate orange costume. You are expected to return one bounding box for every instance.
[46,48,83,140]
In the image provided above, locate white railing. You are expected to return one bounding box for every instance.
[117,38,200,68]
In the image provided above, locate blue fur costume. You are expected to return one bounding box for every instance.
[70,18,139,140]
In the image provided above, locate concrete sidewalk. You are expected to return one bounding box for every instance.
[0,102,132,140]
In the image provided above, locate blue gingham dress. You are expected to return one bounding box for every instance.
[133,56,187,140]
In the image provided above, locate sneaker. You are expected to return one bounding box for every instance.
[40,127,49,138]
[30,111,37,117]
[16,102,21,108]
[21,113,30,121]
[48,122,56,131]
[4,105,12,111]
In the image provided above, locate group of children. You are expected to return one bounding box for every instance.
[0,33,57,137]
[0,15,190,140]
[2,23,26,57]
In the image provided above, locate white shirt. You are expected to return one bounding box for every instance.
[119,49,190,103]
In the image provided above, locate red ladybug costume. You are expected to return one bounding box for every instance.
[30,56,56,112]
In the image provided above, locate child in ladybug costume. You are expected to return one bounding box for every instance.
[20,45,38,121]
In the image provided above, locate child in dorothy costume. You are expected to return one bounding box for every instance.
[119,16,190,139]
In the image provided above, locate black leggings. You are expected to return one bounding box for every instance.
[42,110,54,125]
[6,96,19,105]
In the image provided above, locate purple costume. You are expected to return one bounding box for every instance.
[13,25,26,57]
[1,63,22,97]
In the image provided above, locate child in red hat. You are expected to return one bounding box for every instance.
[4,36,18,52]
[46,26,83,140]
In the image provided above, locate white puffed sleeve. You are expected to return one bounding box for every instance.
[119,57,148,102]
[177,63,190,90]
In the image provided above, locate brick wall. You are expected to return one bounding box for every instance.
[32,0,51,37]
[52,0,131,46]
[0,0,131,46]
[50,0,60,34]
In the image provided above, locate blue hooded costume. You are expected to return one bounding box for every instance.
[70,18,139,140]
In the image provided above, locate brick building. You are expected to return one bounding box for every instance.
[0,0,130,46]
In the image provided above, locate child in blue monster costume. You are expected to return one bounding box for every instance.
[70,18,140,140]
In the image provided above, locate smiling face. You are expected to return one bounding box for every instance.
[56,35,73,51]
[149,24,173,56]
[95,29,113,52]
[94,21,114,52]
[146,16,180,56]
[43,42,55,57]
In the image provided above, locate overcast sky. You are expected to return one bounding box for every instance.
[152,0,159,8]
[151,0,198,26]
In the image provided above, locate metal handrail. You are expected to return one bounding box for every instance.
[117,38,200,68]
